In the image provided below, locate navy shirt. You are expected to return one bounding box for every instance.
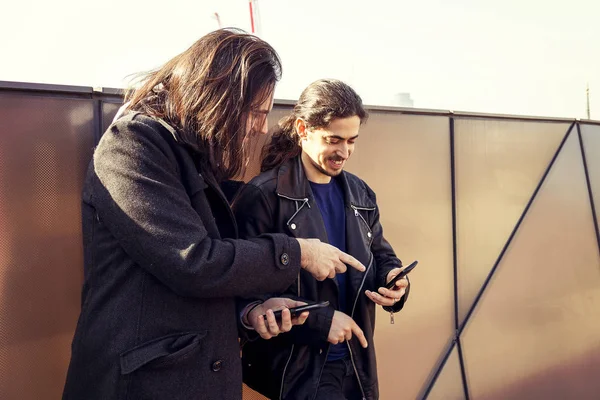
[309,178,348,361]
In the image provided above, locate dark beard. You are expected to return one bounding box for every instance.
[310,157,342,177]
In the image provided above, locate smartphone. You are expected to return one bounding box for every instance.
[385,260,418,289]
[271,301,330,320]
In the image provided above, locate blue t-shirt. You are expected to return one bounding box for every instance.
[309,178,348,361]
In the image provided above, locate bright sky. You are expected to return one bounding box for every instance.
[1,0,598,118]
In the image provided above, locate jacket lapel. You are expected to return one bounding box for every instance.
[275,157,328,241]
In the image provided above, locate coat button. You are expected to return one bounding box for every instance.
[319,349,323,354]
[290,223,297,230]
[367,232,372,238]
[212,360,223,372]
[280,253,290,266]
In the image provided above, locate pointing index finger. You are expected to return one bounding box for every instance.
[339,252,366,272]
[352,323,368,348]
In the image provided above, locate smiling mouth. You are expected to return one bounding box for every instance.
[328,158,345,168]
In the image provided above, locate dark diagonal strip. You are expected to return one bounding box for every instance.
[457,122,575,336]
[576,123,600,260]
[420,339,457,400]
[456,337,470,400]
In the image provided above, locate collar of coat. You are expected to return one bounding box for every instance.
[275,156,376,210]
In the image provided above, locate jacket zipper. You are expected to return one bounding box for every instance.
[348,204,375,400]
[350,204,376,226]
[346,343,367,400]
[349,204,375,317]
[277,193,311,228]
[279,344,295,400]
[353,204,400,324]
[280,272,302,399]
[351,204,394,324]
[346,255,372,400]
[276,193,310,296]
[277,193,310,399]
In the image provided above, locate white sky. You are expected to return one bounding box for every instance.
[1,0,598,118]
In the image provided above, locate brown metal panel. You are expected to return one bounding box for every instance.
[345,113,454,399]
[454,119,569,325]
[461,131,600,399]
[0,93,94,399]
[2,85,597,399]
[101,101,122,134]
[580,124,600,236]
[426,345,466,400]
[242,384,268,400]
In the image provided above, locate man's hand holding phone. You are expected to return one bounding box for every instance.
[245,298,326,340]
[365,261,417,307]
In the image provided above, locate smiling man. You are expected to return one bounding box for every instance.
[233,79,412,400]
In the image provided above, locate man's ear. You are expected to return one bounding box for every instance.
[295,118,308,141]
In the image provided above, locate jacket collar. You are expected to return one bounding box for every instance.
[275,156,375,209]
[121,110,202,153]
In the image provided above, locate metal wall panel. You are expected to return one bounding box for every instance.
[461,130,600,399]
[101,101,122,133]
[454,119,570,326]
[1,83,600,400]
[580,124,600,242]
[0,93,95,399]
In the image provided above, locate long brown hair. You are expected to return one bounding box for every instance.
[261,79,368,172]
[125,28,282,181]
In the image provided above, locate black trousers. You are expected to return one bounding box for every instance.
[314,358,363,400]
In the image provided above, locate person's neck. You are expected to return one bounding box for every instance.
[301,152,331,184]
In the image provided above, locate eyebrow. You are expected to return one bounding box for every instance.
[325,134,360,141]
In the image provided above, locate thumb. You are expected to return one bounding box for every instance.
[283,298,307,307]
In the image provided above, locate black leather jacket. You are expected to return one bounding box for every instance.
[233,156,409,400]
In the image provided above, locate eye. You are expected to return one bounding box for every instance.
[326,138,339,145]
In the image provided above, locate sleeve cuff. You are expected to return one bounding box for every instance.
[383,276,410,313]
[268,233,302,271]
[240,300,263,330]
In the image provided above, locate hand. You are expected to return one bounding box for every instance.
[365,267,409,307]
[297,238,366,281]
[246,298,309,340]
[327,311,368,348]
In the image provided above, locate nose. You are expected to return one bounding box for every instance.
[259,117,269,135]
[338,143,349,159]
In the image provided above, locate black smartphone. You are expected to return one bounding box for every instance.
[271,301,330,320]
[384,260,418,289]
